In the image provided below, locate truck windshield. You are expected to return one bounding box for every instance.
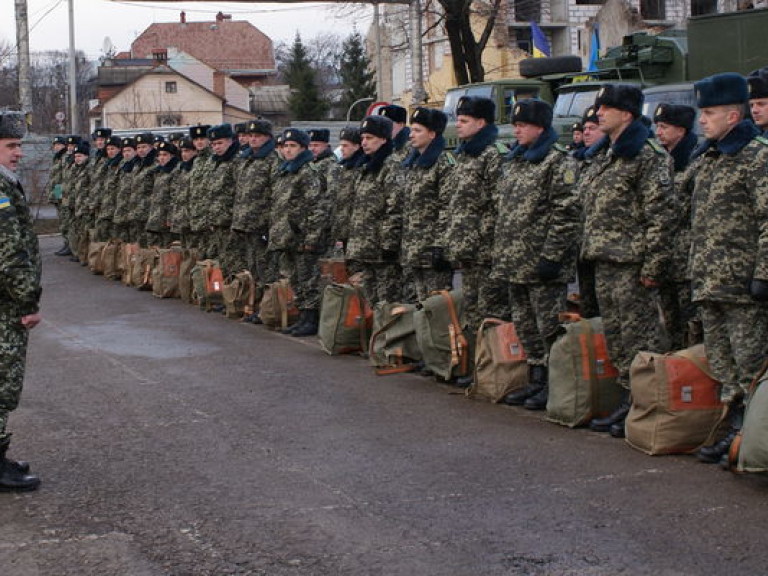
[553,89,600,118]
[443,85,494,121]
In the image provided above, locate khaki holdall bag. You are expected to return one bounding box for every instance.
[131,248,158,291]
[178,248,199,304]
[546,316,622,427]
[87,241,108,275]
[102,239,122,280]
[413,289,468,382]
[191,259,225,310]
[259,279,299,330]
[626,344,725,455]
[151,244,183,299]
[318,283,373,355]
[467,319,528,403]
[120,243,139,286]
[369,302,422,374]
[728,364,768,473]
[222,270,259,319]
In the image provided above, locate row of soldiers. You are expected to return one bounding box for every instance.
[50,66,768,468]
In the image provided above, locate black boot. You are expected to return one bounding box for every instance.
[0,439,40,492]
[281,310,306,335]
[590,388,631,434]
[55,244,72,256]
[524,366,549,411]
[503,365,547,406]
[698,399,744,464]
[291,309,319,337]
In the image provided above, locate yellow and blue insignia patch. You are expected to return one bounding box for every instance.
[0,195,11,210]
[647,138,666,155]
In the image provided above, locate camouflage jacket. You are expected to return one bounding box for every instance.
[202,141,240,229]
[96,154,123,223]
[187,152,214,232]
[444,124,506,265]
[329,148,365,245]
[346,142,403,262]
[0,168,41,316]
[47,149,67,203]
[113,158,137,226]
[492,129,580,284]
[87,151,110,214]
[579,119,675,280]
[391,128,411,165]
[268,149,327,251]
[146,156,179,232]
[59,155,76,208]
[688,122,768,303]
[231,140,279,235]
[169,158,195,234]
[127,150,158,223]
[664,131,699,282]
[70,161,92,220]
[400,136,454,267]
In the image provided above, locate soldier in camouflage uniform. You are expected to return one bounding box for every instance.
[58,135,81,258]
[328,127,365,254]
[443,96,509,383]
[493,100,581,410]
[86,128,113,242]
[169,138,197,248]
[146,141,179,247]
[112,138,138,243]
[747,67,768,136]
[186,125,213,253]
[94,136,124,242]
[652,104,700,350]
[68,141,92,263]
[683,74,768,464]
[400,107,454,302]
[0,111,42,492]
[127,133,157,247]
[579,84,675,438]
[379,105,411,163]
[235,122,250,155]
[268,129,328,336]
[48,136,70,255]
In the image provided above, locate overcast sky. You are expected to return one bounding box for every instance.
[0,0,372,60]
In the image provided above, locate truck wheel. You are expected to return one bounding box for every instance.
[519,56,582,78]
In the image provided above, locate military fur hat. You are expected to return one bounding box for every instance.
[747,67,768,100]
[189,124,211,139]
[571,122,583,133]
[156,141,178,155]
[511,99,553,128]
[339,127,361,144]
[410,107,448,134]
[168,131,185,142]
[135,132,154,145]
[207,124,233,140]
[281,128,310,148]
[653,103,696,132]
[0,112,26,139]
[360,115,393,140]
[695,73,749,108]
[378,104,407,124]
[73,141,91,156]
[93,127,112,139]
[455,96,495,124]
[153,134,166,144]
[308,128,330,143]
[121,137,136,149]
[594,84,643,118]
[179,137,195,151]
[53,135,67,145]
[106,136,123,148]
[66,135,82,146]
[247,119,273,136]
[234,122,248,134]
[582,106,599,126]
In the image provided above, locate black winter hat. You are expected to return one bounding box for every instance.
[156,141,178,155]
[511,99,553,128]
[53,135,67,145]
[410,107,448,134]
[106,136,122,148]
[0,112,26,139]
[308,128,330,142]
[594,84,644,118]
[455,96,495,124]
[234,122,248,134]
[189,124,211,139]
[73,141,91,156]
[66,135,82,145]
[168,131,185,142]
[281,128,310,148]
[653,103,696,132]
[179,137,195,151]
[571,122,583,133]
[135,132,154,145]
[339,127,361,144]
[207,124,233,140]
[747,67,768,100]
[360,115,393,140]
[93,127,112,139]
[121,137,136,149]
[582,105,599,125]
[695,73,749,108]
[378,104,407,124]
[247,119,273,135]
[153,134,166,144]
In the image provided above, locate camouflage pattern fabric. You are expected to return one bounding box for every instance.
[410,268,453,302]
[94,155,123,241]
[508,283,567,365]
[112,158,137,242]
[358,262,402,306]
[146,157,179,247]
[67,161,91,258]
[327,154,363,247]
[127,153,157,247]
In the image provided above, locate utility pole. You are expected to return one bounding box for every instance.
[68,0,79,133]
[15,0,33,131]
[409,0,426,104]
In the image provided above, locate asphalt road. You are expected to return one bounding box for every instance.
[2,236,768,576]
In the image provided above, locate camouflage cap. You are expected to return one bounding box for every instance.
[207,123,234,140]
[0,112,26,139]
[247,119,273,136]
[189,124,211,139]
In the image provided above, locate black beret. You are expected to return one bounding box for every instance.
[281,128,310,148]
[511,99,553,128]
[53,136,67,145]
[135,132,154,145]
[308,128,330,142]
[247,119,273,135]
[66,135,82,145]
[189,124,211,139]
[168,131,185,142]
[153,134,166,144]
[360,115,393,140]
[695,73,749,108]
[339,127,361,144]
[93,127,112,139]
[455,96,495,123]
[747,67,768,100]
[594,84,643,118]
[410,107,448,134]
[121,137,136,149]
[73,141,91,156]
[156,141,178,155]
[106,136,122,148]
[582,105,599,125]
[378,104,407,124]
[572,122,583,132]
[207,124,233,140]
[653,103,696,132]
[234,122,248,134]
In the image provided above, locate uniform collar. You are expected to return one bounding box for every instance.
[402,135,445,168]
[455,124,498,157]
[508,126,558,163]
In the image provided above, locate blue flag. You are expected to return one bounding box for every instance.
[530,21,551,58]
[587,23,601,72]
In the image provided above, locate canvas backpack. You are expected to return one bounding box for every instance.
[178,248,199,304]
[413,289,468,382]
[121,243,139,286]
[259,279,299,330]
[151,244,183,299]
[369,302,422,374]
[87,241,108,275]
[222,270,259,319]
[101,239,122,281]
[318,283,373,355]
[191,260,225,310]
[728,363,768,473]
[467,319,529,403]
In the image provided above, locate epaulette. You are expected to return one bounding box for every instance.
[646,138,666,155]
[755,135,768,146]
[553,142,569,154]
[494,142,509,154]
[445,152,457,166]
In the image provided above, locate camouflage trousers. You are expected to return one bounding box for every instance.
[458,264,508,369]
[112,222,131,243]
[146,229,174,249]
[280,250,322,311]
[94,218,112,242]
[658,280,699,350]
[0,313,30,443]
[59,205,71,239]
[409,266,453,303]
[232,231,275,286]
[699,301,768,403]
[130,221,149,248]
[509,282,568,365]
[356,262,402,307]
[594,262,667,388]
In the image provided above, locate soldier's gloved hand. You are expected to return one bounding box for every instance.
[750,279,768,302]
[536,258,562,281]
[381,249,399,262]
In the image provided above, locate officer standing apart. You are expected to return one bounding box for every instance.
[747,67,768,136]
[0,112,42,492]
[686,73,768,464]
[494,100,581,410]
[579,84,675,438]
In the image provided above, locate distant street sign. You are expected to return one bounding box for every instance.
[366,101,389,116]
[55,111,66,121]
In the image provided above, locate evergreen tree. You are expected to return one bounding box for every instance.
[284,32,329,120]
[339,31,376,121]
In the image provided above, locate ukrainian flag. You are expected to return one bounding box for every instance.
[530,21,551,58]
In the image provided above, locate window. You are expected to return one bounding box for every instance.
[165,81,177,94]
[157,114,181,127]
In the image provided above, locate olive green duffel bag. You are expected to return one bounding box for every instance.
[728,365,768,473]
[369,302,421,374]
[318,283,372,355]
[413,289,468,382]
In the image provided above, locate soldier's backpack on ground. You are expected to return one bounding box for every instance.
[120,243,139,286]
[413,289,469,382]
[131,248,158,291]
[467,319,528,403]
[728,364,768,473]
[77,228,93,264]
[318,283,373,355]
[178,248,199,304]
[625,344,724,455]
[369,302,422,374]
[259,279,299,330]
[151,244,183,299]
[222,271,259,319]
[101,239,122,280]
[546,316,622,427]
[87,241,108,275]
[191,259,225,310]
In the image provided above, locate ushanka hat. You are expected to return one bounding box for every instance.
[234,122,248,134]
[582,105,599,125]
[695,73,749,108]
[156,141,178,155]
[410,107,448,134]
[339,127,361,144]
[281,128,310,148]
[52,135,67,145]
[189,124,211,139]
[247,119,273,136]
[93,127,112,139]
[360,115,393,140]
[594,84,643,118]
[66,134,82,146]
[455,96,495,123]
[511,99,553,128]
[179,137,195,151]
[378,104,407,124]
[747,67,768,100]
[207,124,234,140]
[653,103,696,132]
[308,128,330,142]
[134,133,154,145]
[0,112,26,139]
[121,137,136,149]
[106,135,123,148]
[73,141,91,156]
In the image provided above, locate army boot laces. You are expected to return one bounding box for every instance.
[503,365,547,406]
[291,310,319,337]
[590,389,631,433]
[0,441,40,492]
[698,400,744,464]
